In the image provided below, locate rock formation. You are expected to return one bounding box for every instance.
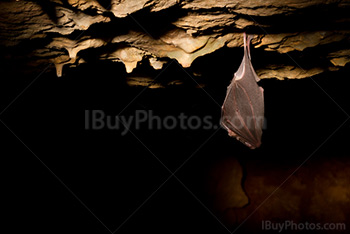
[1,0,350,81]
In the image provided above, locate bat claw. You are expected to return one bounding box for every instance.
[228,129,238,138]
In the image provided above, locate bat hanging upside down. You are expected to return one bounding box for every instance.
[220,33,264,149]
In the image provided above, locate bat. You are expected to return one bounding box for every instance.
[221,33,264,149]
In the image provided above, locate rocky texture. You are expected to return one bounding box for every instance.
[206,157,249,213]
[257,65,325,80]
[219,157,350,233]
[125,76,187,88]
[1,0,350,81]
[328,49,350,67]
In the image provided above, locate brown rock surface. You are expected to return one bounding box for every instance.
[1,0,350,80]
[213,157,350,233]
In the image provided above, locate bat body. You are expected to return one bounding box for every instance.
[221,33,264,149]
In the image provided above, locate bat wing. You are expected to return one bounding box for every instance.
[221,33,264,149]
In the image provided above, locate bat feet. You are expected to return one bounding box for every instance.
[228,129,257,149]
[228,129,238,138]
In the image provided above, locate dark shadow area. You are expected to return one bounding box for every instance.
[96,0,112,10]
[30,0,59,24]
[2,51,350,233]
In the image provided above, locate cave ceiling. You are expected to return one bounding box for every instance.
[1,0,350,81]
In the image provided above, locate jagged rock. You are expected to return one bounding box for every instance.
[125,76,186,88]
[48,37,107,59]
[51,55,76,77]
[1,0,350,80]
[125,76,165,88]
[257,65,324,80]
[51,7,110,33]
[148,57,166,70]
[111,30,236,68]
[256,31,349,53]
[328,49,350,67]
[110,0,177,17]
[67,0,106,13]
[0,1,52,47]
[182,0,339,16]
[173,13,236,33]
[0,1,110,47]
[102,46,145,73]
[160,29,210,54]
